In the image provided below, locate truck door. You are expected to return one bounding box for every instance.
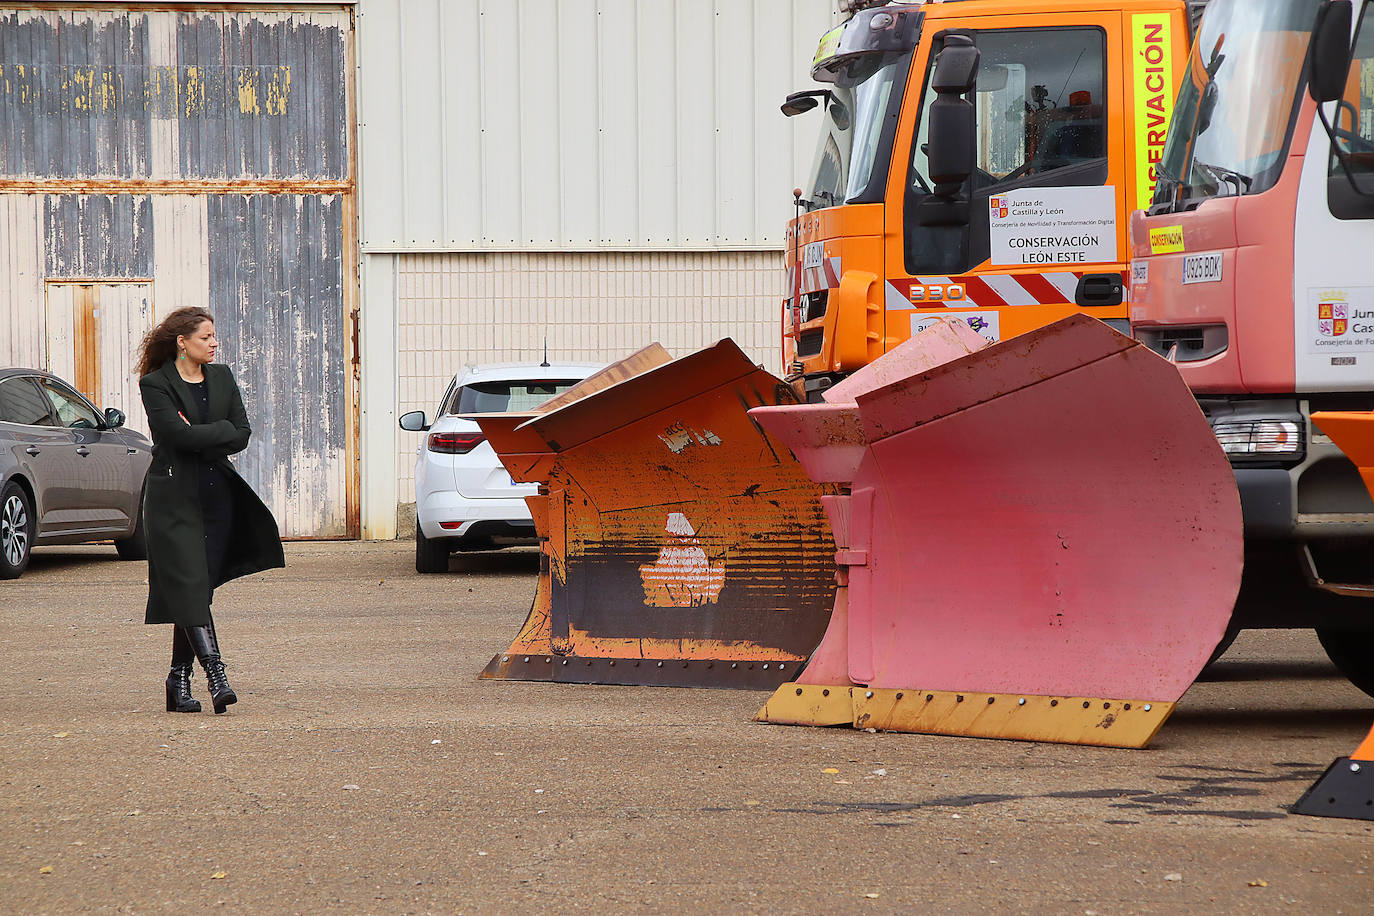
[886,10,1130,347]
[1293,0,1374,392]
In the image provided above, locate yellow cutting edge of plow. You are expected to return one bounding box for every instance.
[755,685,1175,749]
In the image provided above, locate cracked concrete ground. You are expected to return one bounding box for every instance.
[1,540,1371,914]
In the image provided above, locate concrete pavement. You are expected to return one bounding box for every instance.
[1,540,1371,914]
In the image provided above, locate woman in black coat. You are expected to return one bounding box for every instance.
[135,307,284,714]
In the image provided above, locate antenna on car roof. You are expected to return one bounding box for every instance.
[540,336,550,368]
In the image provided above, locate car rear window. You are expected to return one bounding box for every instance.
[452,380,584,414]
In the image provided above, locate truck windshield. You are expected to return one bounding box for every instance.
[798,52,906,212]
[800,87,854,212]
[844,54,905,201]
[1153,0,1319,212]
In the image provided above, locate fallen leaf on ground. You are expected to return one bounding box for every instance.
[52,733,68,739]
[1164,873,1182,882]
[743,800,761,807]
[864,892,879,899]
[39,866,53,875]
[1248,880,1268,888]
[211,871,227,880]
[822,768,839,774]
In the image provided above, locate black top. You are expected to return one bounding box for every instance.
[185,378,230,504]
[185,378,210,424]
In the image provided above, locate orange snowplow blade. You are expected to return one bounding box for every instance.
[1293,412,1374,818]
[753,315,1244,747]
[475,339,835,689]
[1312,411,1374,500]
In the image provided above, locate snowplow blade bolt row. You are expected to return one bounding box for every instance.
[476,339,835,689]
[752,315,1244,748]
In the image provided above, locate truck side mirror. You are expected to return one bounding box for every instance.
[1309,0,1352,103]
[919,33,979,226]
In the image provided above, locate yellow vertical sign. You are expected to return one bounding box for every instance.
[1132,13,1175,213]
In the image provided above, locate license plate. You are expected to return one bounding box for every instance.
[1182,252,1223,285]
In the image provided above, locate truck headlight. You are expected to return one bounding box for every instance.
[1211,420,1303,457]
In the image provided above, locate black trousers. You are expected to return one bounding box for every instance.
[171,464,235,666]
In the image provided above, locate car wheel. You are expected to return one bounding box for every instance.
[416,521,451,574]
[114,488,148,560]
[0,481,35,579]
[1315,627,1374,700]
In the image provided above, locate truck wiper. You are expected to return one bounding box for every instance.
[1149,161,1181,214]
[1193,160,1253,197]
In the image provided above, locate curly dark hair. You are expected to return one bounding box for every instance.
[134,306,215,378]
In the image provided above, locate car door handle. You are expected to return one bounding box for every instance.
[25,446,39,456]
[127,448,139,455]
[76,446,91,457]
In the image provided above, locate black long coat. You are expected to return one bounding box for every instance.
[140,361,284,626]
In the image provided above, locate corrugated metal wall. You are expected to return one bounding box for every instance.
[357,0,837,251]
[0,5,357,538]
[391,249,784,502]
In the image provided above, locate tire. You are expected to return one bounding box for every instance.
[415,521,451,574]
[114,489,148,560]
[0,481,35,580]
[1315,627,1374,700]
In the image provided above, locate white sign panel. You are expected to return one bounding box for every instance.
[1298,287,1374,385]
[912,311,1000,343]
[989,186,1117,267]
[1182,252,1223,284]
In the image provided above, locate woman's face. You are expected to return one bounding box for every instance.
[179,320,217,365]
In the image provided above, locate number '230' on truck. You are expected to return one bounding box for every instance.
[1130,0,1374,692]
[784,0,1189,401]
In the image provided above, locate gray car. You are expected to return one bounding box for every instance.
[0,368,153,578]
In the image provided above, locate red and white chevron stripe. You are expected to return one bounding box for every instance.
[786,257,842,300]
[911,272,1085,308]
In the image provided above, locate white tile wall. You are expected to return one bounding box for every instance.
[394,249,785,501]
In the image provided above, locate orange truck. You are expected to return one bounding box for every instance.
[1130,0,1374,696]
[784,0,1190,401]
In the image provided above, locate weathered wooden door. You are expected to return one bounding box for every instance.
[45,281,155,434]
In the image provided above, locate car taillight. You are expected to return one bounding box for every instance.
[428,431,485,454]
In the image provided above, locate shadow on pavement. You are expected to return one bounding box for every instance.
[446,549,540,575]
[24,548,126,575]
[1198,659,1343,682]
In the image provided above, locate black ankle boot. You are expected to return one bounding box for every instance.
[165,663,202,713]
[185,625,238,714]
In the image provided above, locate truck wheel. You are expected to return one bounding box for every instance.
[1315,627,1374,700]
[415,521,450,574]
[0,481,35,579]
[114,489,148,560]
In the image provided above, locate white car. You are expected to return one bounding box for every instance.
[399,361,603,573]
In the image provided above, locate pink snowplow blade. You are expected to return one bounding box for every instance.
[752,315,1244,747]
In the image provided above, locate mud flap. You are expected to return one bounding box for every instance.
[476,339,835,689]
[753,315,1244,747]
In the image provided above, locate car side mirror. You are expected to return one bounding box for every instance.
[399,410,429,432]
[1309,0,1353,103]
[103,407,126,429]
